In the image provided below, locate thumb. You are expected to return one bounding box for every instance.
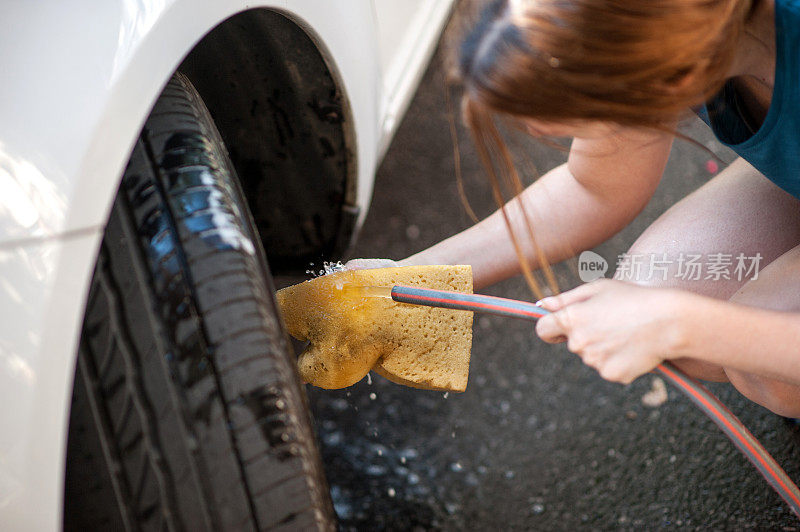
[537,278,610,311]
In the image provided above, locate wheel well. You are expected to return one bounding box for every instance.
[180,9,358,274]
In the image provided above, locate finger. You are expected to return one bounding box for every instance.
[596,359,632,384]
[536,278,611,311]
[535,314,567,343]
[598,355,657,385]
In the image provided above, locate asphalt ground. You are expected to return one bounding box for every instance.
[296,29,800,531]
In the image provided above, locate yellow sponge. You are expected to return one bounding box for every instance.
[276,265,473,392]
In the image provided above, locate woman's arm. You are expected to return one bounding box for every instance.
[535,279,800,417]
[677,296,800,383]
[402,127,674,289]
[677,296,800,416]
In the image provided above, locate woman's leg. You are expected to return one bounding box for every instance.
[613,157,800,380]
[724,244,800,416]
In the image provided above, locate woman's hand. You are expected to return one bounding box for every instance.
[535,278,689,384]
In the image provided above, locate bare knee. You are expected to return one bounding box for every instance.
[725,370,800,417]
[612,242,679,289]
[724,250,800,416]
[611,232,686,289]
[613,239,749,298]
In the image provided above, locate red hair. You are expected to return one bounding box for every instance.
[454,0,755,298]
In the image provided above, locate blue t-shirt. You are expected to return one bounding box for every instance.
[698,0,800,199]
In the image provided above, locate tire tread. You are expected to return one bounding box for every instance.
[64,73,334,531]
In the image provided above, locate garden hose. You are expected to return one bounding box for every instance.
[385,284,800,517]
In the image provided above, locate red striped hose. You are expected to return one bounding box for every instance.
[389,284,800,517]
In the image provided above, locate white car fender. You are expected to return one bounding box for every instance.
[0,1,383,529]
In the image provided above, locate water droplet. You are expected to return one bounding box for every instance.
[366,464,387,476]
[443,392,449,399]
[331,398,348,412]
[407,472,420,485]
[372,443,388,456]
[330,485,353,520]
[450,462,463,472]
[387,487,396,497]
[504,470,515,479]
[323,431,342,446]
[400,456,407,464]
[369,392,377,400]
[445,502,459,515]
[400,448,418,460]
[532,503,545,514]
[366,373,372,385]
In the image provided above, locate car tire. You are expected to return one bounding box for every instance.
[64,72,335,531]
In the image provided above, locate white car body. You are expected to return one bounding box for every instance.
[0,1,453,528]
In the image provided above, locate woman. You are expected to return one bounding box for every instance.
[350,0,800,416]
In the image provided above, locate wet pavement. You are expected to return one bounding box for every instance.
[301,31,800,531]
